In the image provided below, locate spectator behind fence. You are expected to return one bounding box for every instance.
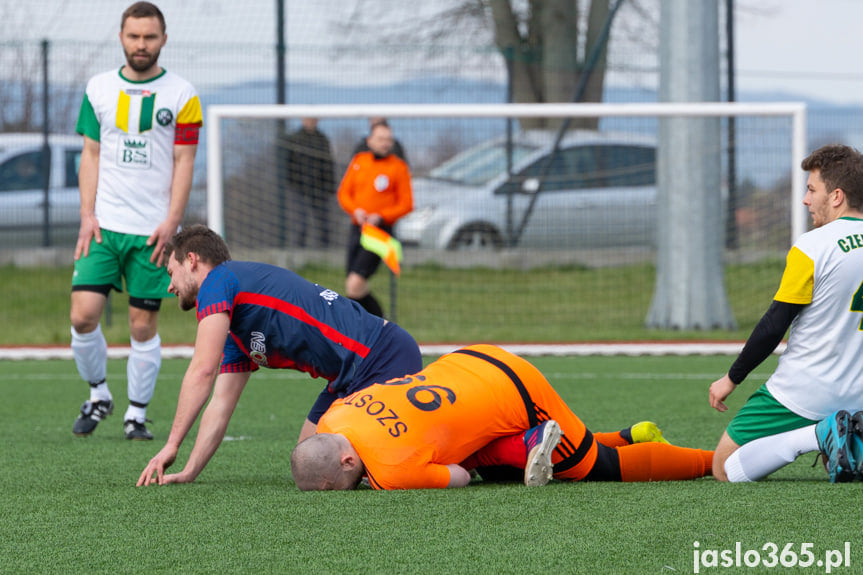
[277,118,335,248]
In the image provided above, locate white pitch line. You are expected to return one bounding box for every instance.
[0,342,783,361]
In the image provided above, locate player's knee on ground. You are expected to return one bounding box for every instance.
[711,431,739,482]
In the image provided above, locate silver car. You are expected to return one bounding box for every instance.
[0,133,83,248]
[397,130,657,250]
[0,132,207,249]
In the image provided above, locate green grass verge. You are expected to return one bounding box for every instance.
[2,354,852,575]
[2,260,783,345]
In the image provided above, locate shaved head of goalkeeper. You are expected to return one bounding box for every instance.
[290,433,365,491]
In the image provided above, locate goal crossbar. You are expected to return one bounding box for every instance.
[206,101,808,240]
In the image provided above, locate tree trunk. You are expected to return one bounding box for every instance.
[491,0,609,131]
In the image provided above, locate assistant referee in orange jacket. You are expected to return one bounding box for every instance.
[337,121,412,317]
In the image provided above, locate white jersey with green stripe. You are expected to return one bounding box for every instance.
[766,216,863,420]
[76,68,202,236]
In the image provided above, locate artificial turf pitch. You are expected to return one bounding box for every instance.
[1,354,858,574]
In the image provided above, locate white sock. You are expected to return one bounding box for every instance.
[723,449,752,482]
[71,324,110,402]
[125,334,161,422]
[725,425,819,482]
[124,404,148,424]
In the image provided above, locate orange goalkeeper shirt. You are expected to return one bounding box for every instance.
[337,152,413,226]
[317,344,593,490]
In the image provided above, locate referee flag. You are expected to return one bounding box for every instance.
[360,223,403,276]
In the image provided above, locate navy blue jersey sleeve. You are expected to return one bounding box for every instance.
[195,265,253,373]
[196,264,238,322]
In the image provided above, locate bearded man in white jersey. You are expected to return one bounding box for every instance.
[708,144,863,482]
[70,2,203,440]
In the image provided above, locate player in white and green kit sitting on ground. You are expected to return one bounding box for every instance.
[707,144,863,482]
[70,1,203,440]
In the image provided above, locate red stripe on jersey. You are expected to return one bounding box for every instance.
[220,360,256,374]
[234,292,372,358]
[197,300,230,322]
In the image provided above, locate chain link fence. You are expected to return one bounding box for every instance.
[2,1,863,343]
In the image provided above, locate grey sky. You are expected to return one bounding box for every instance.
[8,0,863,104]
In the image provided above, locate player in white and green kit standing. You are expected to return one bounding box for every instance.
[71,2,202,440]
[708,144,863,482]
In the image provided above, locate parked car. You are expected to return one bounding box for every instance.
[0,132,207,249]
[0,133,83,248]
[396,130,657,250]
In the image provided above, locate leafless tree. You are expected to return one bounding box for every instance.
[333,0,660,130]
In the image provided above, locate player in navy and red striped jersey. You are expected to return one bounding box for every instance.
[137,224,421,486]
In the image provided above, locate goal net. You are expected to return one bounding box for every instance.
[206,102,806,343]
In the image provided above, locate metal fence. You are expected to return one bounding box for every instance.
[4,2,863,343]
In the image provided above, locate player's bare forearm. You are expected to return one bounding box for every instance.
[179,371,250,482]
[298,418,318,443]
[76,137,101,259]
[168,143,196,221]
[150,144,197,265]
[177,401,235,482]
[138,376,214,488]
[166,369,217,453]
[77,136,99,215]
[164,315,228,451]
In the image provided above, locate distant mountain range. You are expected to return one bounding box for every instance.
[7,76,863,187]
[200,77,863,187]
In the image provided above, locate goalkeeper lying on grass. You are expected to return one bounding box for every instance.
[291,344,714,490]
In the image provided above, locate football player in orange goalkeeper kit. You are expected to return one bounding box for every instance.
[291,345,714,490]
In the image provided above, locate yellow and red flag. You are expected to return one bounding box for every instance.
[360,223,403,276]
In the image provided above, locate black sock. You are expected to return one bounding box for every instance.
[620,426,634,445]
[355,293,384,317]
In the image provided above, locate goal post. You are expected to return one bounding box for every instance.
[205,101,807,341]
[207,101,808,240]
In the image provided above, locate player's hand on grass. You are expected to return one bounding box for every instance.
[74,214,102,260]
[708,374,735,412]
[137,446,178,486]
[158,471,196,485]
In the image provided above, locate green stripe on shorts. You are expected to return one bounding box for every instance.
[726,384,818,446]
